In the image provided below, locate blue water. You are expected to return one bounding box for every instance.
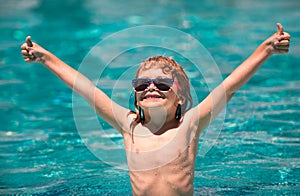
[1,0,300,195]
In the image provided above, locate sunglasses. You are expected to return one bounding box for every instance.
[132,78,174,92]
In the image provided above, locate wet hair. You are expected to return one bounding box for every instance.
[133,56,193,123]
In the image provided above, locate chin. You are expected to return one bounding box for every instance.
[140,98,166,108]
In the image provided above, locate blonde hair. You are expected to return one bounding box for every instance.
[133,56,193,123]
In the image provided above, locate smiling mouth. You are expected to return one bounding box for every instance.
[142,94,165,100]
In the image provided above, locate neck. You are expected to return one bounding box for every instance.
[143,107,179,135]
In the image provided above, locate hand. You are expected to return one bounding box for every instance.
[21,36,47,63]
[268,23,290,54]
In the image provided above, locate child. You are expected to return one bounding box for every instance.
[21,23,290,195]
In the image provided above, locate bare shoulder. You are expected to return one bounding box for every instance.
[183,107,208,136]
[121,111,137,133]
[182,107,200,126]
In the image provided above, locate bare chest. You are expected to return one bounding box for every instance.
[123,124,198,171]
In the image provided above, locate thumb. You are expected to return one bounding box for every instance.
[276,23,284,35]
[26,36,33,47]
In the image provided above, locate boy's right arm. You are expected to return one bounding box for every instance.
[21,36,131,133]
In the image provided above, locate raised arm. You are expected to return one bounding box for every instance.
[21,36,131,133]
[193,23,290,133]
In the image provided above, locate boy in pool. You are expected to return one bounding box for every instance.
[21,23,290,195]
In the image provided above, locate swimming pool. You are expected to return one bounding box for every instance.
[1,0,300,195]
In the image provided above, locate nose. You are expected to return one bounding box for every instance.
[148,82,156,91]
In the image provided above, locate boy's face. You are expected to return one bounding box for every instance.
[135,68,181,112]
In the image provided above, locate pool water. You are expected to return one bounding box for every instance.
[1,0,300,195]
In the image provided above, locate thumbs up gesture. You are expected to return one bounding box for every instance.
[268,23,290,54]
[21,36,48,63]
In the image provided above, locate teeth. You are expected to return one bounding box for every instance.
[143,94,162,99]
[147,96,160,98]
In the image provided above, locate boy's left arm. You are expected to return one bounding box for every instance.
[221,23,290,96]
[193,23,290,134]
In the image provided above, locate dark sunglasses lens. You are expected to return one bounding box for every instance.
[133,79,149,91]
[135,84,149,91]
[155,79,173,91]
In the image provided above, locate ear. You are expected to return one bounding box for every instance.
[177,95,185,105]
[178,99,183,105]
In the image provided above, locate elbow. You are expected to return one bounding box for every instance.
[226,91,235,102]
[224,84,236,102]
[223,80,237,102]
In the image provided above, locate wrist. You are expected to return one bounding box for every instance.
[38,50,55,65]
[260,39,274,56]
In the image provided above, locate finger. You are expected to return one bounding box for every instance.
[22,53,32,58]
[25,58,32,62]
[274,40,290,48]
[276,45,290,50]
[278,39,290,45]
[22,55,30,59]
[26,36,33,47]
[276,23,284,35]
[21,43,27,50]
[21,50,29,55]
[281,32,291,40]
